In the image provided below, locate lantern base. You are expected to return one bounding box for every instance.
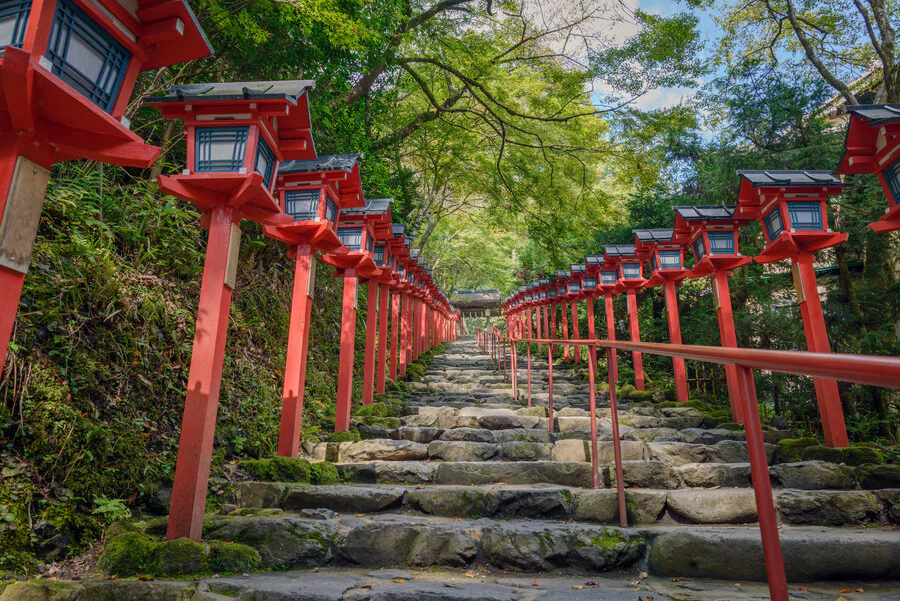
[159,173,287,225]
[264,221,343,254]
[322,251,381,278]
[869,203,900,234]
[755,231,849,264]
[0,47,159,168]
[688,255,752,278]
[646,268,690,288]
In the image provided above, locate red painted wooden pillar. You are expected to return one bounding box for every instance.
[550,303,558,351]
[0,149,51,382]
[399,293,410,375]
[361,280,379,405]
[604,293,616,341]
[390,291,401,380]
[625,289,645,390]
[168,206,240,541]
[535,305,542,351]
[793,252,849,447]
[277,244,315,457]
[376,285,390,393]
[334,269,359,432]
[712,271,745,424]
[663,280,689,402]
[542,305,550,349]
[570,301,581,363]
[585,296,597,369]
[561,302,570,360]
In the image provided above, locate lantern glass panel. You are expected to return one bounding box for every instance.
[763,207,784,240]
[659,249,681,268]
[0,0,31,55]
[583,277,597,290]
[47,0,130,113]
[621,263,641,279]
[884,157,900,202]
[568,281,580,292]
[601,270,616,285]
[707,232,735,254]
[650,255,658,272]
[365,233,373,253]
[557,286,566,295]
[548,290,556,298]
[285,189,319,221]
[540,291,547,299]
[338,227,363,251]
[254,135,276,190]
[195,127,248,172]
[373,245,385,266]
[787,201,823,230]
[692,236,706,261]
[324,195,339,229]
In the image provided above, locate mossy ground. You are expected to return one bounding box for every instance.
[239,457,341,484]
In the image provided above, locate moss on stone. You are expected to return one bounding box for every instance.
[776,437,819,463]
[97,531,159,576]
[802,445,886,466]
[327,430,361,443]
[718,422,745,432]
[310,461,340,485]
[627,390,654,401]
[207,540,261,573]
[591,529,626,549]
[158,537,206,576]
[240,457,313,482]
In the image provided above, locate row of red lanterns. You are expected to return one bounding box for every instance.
[0,2,460,544]
[504,144,900,453]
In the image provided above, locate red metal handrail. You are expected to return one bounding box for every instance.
[501,333,900,601]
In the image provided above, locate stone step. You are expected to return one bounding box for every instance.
[231,482,899,527]
[16,569,876,601]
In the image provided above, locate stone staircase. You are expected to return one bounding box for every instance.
[6,337,899,601]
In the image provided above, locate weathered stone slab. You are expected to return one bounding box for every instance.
[769,461,856,490]
[494,428,553,444]
[458,407,515,418]
[340,521,478,568]
[478,415,541,430]
[203,517,339,569]
[434,461,593,487]
[341,440,428,462]
[617,461,681,489]
[676,462,752,488]
[234,482,289,509]
[395,426,444,444]
[666,489,757,524]
[775,490,881,526]
[499,441,553,461]
[439,427,497,443]
[574,489,667,524]
[282,485,405,513]
[552,439,588,462]
[428,440,499,461]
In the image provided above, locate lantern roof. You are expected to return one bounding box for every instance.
[518,286,527,293]
[585,255,603,265]
[570,264,586,273]
[539,278,550,286]
[843,103,900,126]
[633,228,675,243]
[603,244,637,257]
[342,197,392,216]
[392,223,407,237]
[736,170,846,189]
[548,274,558,282]
[556,270,570,278]
[410,249,420,261]
[280,153,361,175]
[157,80,315,104]
[129,0,215,69]
[673,206,736,221]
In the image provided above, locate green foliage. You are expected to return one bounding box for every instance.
[91,497,132,523]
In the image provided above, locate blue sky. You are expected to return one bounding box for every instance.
[601,0,722,112]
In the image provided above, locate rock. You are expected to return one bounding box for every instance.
[574,490,666,524]
[648,527,900,581]
[666,489,757,524]
[494,429,553,444]
[707,440,754,463]
[676,463,752,488]
[858,464,900,489]
[556,407,588,417]
[623,427,680,443]
[596,441,644,463]
[283,485,405,513]
[341,440,428,462]
[515,406,548,417]
[775,437,819,463]
[618,461,681,489]
[395,426,444,443]
[679,428,743,444]
[340,522,477,568]
[776,490,881,526]
[556,417,604,432]
[458,407,515,417]
[647,442,707,466]
[478,415,540,430]
[299,508,334,520]
[407,486,500,517]
[552,439,588,462]
[428,440,499,461]
[203,517,338,569]
[443,415,479,429]
[301,442,328,461]
[499,442,553,461]
[402,414,439,428]
[769,461,856,490]
[234,482,288,509]
[358,425,391,440]
[366,568,415,580]
[481,523,644,571]
[435,461,593,487]
[418,406,459,417]
[439,428,497,443]
[341,461,435,484]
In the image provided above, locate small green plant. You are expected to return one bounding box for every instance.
[92,497,132,523]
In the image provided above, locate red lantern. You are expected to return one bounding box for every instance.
[603,244,646,390]
[836,104,900,233]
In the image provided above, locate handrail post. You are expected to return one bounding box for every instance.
[606,346,627,527]
[586,342,599,488]
[737,364,788,601]
[511,337,518,399]
[547,340,554,433]
[526,340,532,408]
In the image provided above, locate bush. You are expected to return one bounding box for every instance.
[327,430,360,443]
[310,462,340,485]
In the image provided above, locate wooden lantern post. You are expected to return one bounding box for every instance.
[323,208,383,432]
[555,272,571,359]
[634,228,690,403]
[672,206,753,421]
[388,225,410,380]
[837,104,900,233]
[263,154,365,456]
[603,244,647,390]
[568,264,586,363]
[0,0,212,379]
[148,80,315,542]
[736,170,850,448]
[340,198,393,406]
